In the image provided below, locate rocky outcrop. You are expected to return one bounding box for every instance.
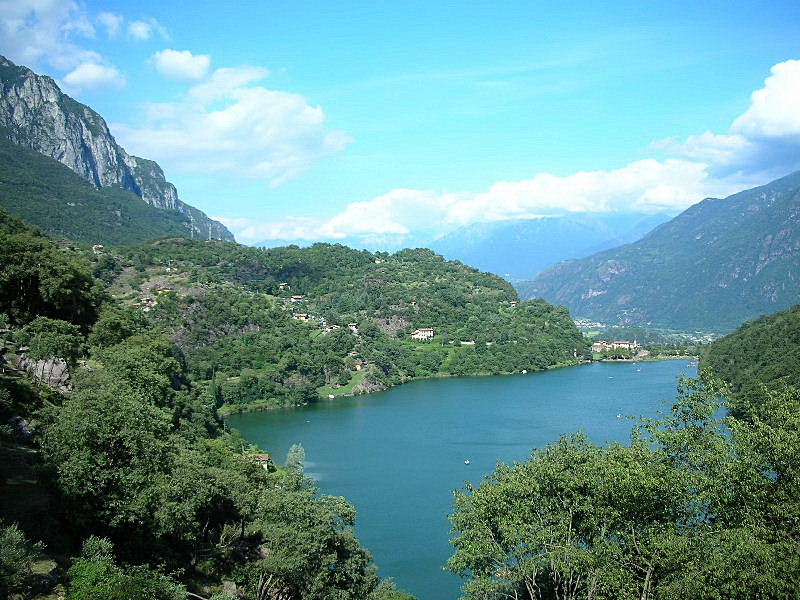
[0,55,234,242]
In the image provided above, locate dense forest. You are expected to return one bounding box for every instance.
[700,303,800,419]
[448,308,800,599]
[109,236,586,412]
[0,210,416,599]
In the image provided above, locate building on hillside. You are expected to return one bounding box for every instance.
[247,453,273,471]
[509,300,519,307]
[292,313,310,321]
[411,328,435,340]
[91,244,104,254]
[278,282,290,290]
[135,296,158,312]
[348,323,359,334]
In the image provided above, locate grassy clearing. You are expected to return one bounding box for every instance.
[317,370,366,398]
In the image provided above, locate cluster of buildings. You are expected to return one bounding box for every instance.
[591,340,641,353]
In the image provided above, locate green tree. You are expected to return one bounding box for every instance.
[286,443,306,476]
[0,521,43,597]
[66,537,185,600]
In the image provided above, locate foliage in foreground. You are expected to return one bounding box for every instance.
[448,374,800,599]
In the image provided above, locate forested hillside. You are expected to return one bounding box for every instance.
[702,303,800,418]
[519,171,800,332]
[0,209,414,599]
[0,208,589,598]
[0,133,207,246]
[112,238,586,412]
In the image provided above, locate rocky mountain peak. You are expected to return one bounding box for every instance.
[0,55,233,242]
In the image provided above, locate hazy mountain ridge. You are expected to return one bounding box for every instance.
[428,212,672,281]
[518,171,800,332]
[0,55,233,242]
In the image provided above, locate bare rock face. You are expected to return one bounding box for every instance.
[0,55,234,242]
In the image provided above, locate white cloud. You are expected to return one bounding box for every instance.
[223,158,743,245]
[113,66,352,185]
[0,2,163,95]
[654,59,800,179]
[128,18,169,41]
[98,12,123,38]
[152,49,211,81]
[62,62,125,91]
[732,60,800,138]
[189,66,269,102]
[0,0,98,71]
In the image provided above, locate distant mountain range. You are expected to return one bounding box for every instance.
[0,55,233,244]
[256,212,672,283]
[428,212,672,281]
[519,171,800,332]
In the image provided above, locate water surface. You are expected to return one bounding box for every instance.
[228,360,695,600]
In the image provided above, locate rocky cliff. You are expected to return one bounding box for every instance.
[0,56,234,242]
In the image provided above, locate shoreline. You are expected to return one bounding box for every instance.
[222,358,588,416]
[221,354,701,417]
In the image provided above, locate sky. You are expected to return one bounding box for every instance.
[2,0,800,246]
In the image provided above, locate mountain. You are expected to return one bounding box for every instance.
[428,212,672,281]
[0,55,233,242]
[0,133,229,246]
[518,171,800,332]
[702,303,800,418]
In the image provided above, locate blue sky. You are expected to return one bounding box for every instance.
[2,0,800,245]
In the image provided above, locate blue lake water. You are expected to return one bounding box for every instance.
[228,359,696,600]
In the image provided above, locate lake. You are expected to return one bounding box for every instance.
[227,359,696,600]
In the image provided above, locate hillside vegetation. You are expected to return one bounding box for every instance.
[0,132,207,246]
[702,303,800,418]
[519,171,800,332]
[0,209,415,599]
[112,238,586,412]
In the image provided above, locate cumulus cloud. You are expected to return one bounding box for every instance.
[0,1,163,94]
[0,0,98,71]
[62,62,125,91]
[152,49,211,81]
[654,59,800,180]
[97,12,123,38]
[113,66,352,185]
[222,158,743,245]
[128,18,169,41]
[732,60,800,138]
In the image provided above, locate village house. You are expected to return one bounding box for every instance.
[135,296,158,312]
[509,300,519,307]
[592,340,640,353]
[290,295,304,302]
[411,328,435,341]
[278,282,290,290]
[611,340,640,350]
[247,453,272,471]
[91,244,104,254]
[292,313,310,322]
[348,323,359,334]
